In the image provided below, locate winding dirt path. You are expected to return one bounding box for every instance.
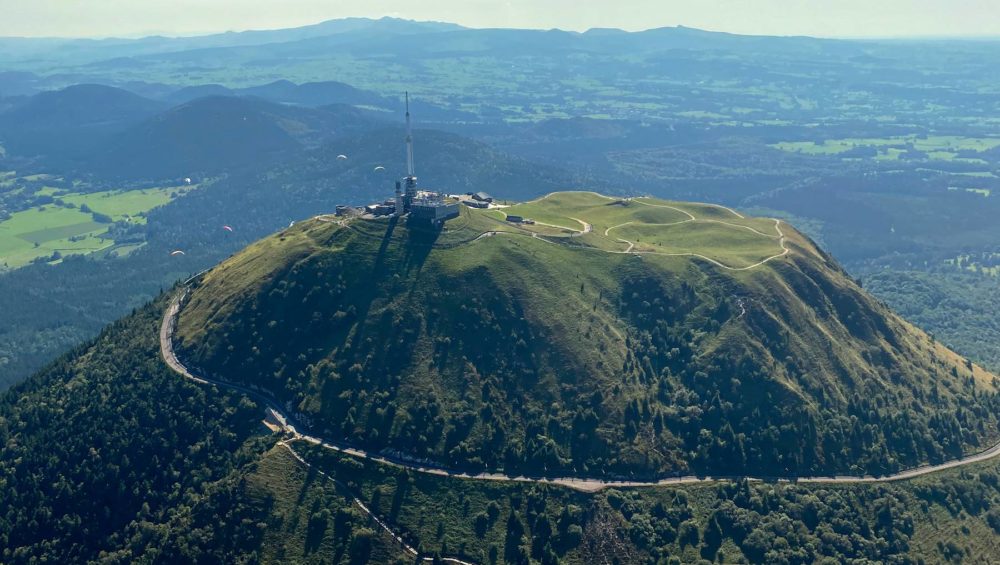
[493,196,786,270]
[602,218,789,271]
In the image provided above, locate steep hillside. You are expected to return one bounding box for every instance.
[94,96,376,179]
[175,192,1000,479]
[0,298,423,563]
[3,193,1000,563]
[99,98,290,178]
[0,84,163,158]
[3,299,999,563]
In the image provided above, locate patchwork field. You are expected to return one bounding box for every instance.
[0,186,185,269]
[772,134,1000,163]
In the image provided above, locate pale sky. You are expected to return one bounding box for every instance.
[1,0,999,39]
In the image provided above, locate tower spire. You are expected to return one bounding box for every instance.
[405,91,415,177]
[400,92,418,214]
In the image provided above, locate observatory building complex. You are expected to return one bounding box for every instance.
[345,93,460,224]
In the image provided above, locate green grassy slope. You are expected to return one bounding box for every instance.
[221,445,413,564]
[175,192,1000,480]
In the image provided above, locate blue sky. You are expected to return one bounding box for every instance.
[2,0,998,38]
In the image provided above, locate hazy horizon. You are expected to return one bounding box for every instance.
[3,0,1000,40]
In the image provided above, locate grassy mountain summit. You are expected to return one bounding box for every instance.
[176,191,1000,479]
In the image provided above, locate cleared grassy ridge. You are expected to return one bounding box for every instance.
[176,191,1000,480]
[490,192,785,266]
[243,445,414,563]
[614,222,780,267]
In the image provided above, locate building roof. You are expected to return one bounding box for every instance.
[472,191,493,201]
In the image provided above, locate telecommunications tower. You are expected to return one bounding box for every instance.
[396,92,418,214]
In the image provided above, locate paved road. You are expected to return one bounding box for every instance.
[161,292,1000,492]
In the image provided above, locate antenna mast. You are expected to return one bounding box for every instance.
[405,92,415,177]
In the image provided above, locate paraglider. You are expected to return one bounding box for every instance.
[337,154,348,161]
[222,225,234,232]
[170,250,185,256]
[373,165,385,172]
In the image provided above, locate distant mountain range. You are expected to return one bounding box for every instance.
[0,17,858,66]
[1,15,995,139]
[0,17,465,67]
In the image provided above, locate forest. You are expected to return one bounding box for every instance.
[299,444,1000,564]
[0,293,998,563]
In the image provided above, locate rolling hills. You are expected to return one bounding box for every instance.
[0,84,164,158]
[0,85,385,178]
[174,192,1000,479]
[94,96,378,179]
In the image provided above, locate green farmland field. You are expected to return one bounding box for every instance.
[772,134,1000,162]
[60,189,180,223]
[0,186,184,269]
